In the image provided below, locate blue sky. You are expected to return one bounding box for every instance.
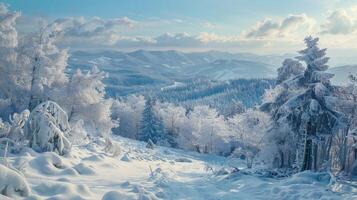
[2,0,357,54]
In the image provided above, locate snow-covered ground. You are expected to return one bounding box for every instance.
[3,136,357,200]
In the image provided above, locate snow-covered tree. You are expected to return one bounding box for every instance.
[0,4,25,118]
[19,27,69,110]
[265,36,342,171]
[111,95,145,139]
[138,98,166,144]
[0,4,69,116]
[336,74,357,176]
[188,105,232,154]
[25,101,71,155]
[155,102,187,148]
[228,109,270,167]
[53,66,118,137]
[276,58,304,84]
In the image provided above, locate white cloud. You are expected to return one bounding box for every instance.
[245,14,315,39]
[48,16,132,44]
[321,8,357,34]
[14,9,357,54]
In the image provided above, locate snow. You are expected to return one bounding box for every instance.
[0,164,30,198]
[3,135,356,200]
[160,82,185,91]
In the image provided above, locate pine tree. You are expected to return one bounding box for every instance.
[139,98,166,144]
[266,36,342,171]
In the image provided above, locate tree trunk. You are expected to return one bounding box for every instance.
[302,121,315,171]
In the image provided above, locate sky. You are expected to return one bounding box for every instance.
[2,0,357,57]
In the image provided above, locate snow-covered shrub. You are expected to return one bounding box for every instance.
[0,164,30,197]
[25,101,71,155]
[7,110,30,142]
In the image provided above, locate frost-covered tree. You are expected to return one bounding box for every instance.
[276,58,304,84]
[139,98,166,144]
[228,109,270,167]
[111,95,145,139]
[188,105,231,154]
[20,27,69,111]
[337,74,357,176]
[25,101,71,155]
[0,4,69,116]
[53,66,118,137]
[0,4,25,118]
[154,102,186,148]
[265,36,342,171]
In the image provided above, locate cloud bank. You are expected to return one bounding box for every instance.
[14,4,357,54]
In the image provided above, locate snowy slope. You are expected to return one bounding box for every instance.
[5,136,356,200]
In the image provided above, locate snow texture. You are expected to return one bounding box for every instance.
[3,135,356,200]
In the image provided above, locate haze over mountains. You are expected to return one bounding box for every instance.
[68,50,282,95]
[68,49,357,96]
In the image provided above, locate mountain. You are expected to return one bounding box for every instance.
[328,65,357,85]
[184,59,275,80]
[68,50,282,96]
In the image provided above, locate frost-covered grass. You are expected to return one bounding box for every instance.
[3,135,356,200]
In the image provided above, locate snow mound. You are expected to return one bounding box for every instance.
[73,163,95,175]
[33,181,93,199]
[0,164,30,198]
[102,191,137,200]
[28,152,77,176]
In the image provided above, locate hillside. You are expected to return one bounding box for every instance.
[3,135,353,200]
[156,79,274,115]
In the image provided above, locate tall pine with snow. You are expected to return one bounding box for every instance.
[139,98,166,144]
[265,36,342,171]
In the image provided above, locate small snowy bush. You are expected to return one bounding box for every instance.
[0,164,30,197]
[25,101,71,155]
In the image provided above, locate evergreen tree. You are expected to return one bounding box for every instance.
[139,98,166,144]
[265,36,343,171]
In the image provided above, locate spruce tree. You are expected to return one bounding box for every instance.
[139,98,166,144]
[267,36,342,171]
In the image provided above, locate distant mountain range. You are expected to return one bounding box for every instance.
[67,49,356,96]
[68,50,287,96]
